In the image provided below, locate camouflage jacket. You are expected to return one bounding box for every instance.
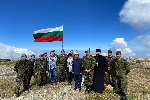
[57,54,67,66]
[105,56,115,67]
[82,55,96,71]
[110,58,130,77]
[14,59,32,75]
[34,58,48,73]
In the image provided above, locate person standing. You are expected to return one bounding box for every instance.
[110,51,130,100]
[82,50,96,93]
[14,54,32,97]
[93,49,108,94]
[66,53,73,85]
[105,50,116,88]
[28,54,35,86]
[34,54,49,87]
[57,49,67,82]
[72,51,82,91]
[48,51,58,85]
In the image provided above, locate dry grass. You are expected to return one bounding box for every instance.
[0,60,150,100]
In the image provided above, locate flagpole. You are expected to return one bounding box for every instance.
[62,24,63,50]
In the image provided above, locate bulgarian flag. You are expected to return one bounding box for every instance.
[33,25,63,42]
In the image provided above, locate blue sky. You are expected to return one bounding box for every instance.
[0,0,150,59]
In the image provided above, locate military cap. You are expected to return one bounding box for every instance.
[39,54,44,57]
[52,50,55,52]
[108,50,112,53]
[96,49,101,52]
[21,54,27,57]
[85,50,90,53]
[61,49,65,52]
[70,50,73,52]
[43,52,47,54]
[30,54,35,57]
[116,51,121,54]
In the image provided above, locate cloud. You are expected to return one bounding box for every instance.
[111,38,136,57]
[119,0,150,29]
[0,43,38,60]
[131,33,150,49]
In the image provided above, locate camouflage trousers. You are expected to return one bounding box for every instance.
[57,66,66,82]
[35,72,47,85]
[84,71,94,86]
[14,75,29,94]
[113,75,128,95]
[104,71,116,86]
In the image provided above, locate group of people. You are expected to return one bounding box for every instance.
[13,49,130,100]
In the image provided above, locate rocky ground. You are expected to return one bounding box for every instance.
[0,59,150,100]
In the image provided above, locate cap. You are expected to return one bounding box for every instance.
[53,50,55,52]
[85,50,90,53]
[108,50,112,53]
[74,50,79,55]
[30,54,35,57]
[39,53,44,57]
[116,51,121,54]
[96,49,101,52]
[61,49,65,52]
[70,50,73,52]
[21,54,27,57]
[43,52,47,54]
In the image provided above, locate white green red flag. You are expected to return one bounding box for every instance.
[33,25,63,42]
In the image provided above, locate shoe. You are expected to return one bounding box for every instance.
[74,87,77,90]
[87,85,92,93]
[120,95,126,100]
[16,93,20,97]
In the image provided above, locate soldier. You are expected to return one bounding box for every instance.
[14,54,32,97]
[82,50,96,93]
[34,54,49,87]
[105,50,116,88]
[110,51,130,100]
[57,49,67,82]
[52,50,58,58]
[27,54,35,86]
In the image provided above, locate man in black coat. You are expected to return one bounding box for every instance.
[93,49,108,94]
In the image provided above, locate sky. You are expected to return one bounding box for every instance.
[0,0,150,59]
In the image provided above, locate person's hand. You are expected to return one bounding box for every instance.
[46,71,48,74]
[80,73,82,74]
[108,67,111,70]
[84,69,88,72]
[35,72,38,76]
[105,72,108,74]
[72,72,74,74]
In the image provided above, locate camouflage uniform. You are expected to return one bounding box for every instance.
[82,55,96,91]
[27,59,35,85]
[14,59,32,94]
[110,55,130,96]
[57,54,67,82]
[105,56,116,86]
[34,58,48,86]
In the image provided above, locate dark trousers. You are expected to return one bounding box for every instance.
[74,74,82,88]
[66,67,72,83]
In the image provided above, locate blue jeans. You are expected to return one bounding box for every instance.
[74,74,82,88]
[66,67,72,83]
[49,68,57,83]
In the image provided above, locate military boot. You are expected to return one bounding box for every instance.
[120,94,126,100]
[16,93,20,97]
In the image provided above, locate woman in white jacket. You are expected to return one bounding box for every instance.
[66,53,73,85]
